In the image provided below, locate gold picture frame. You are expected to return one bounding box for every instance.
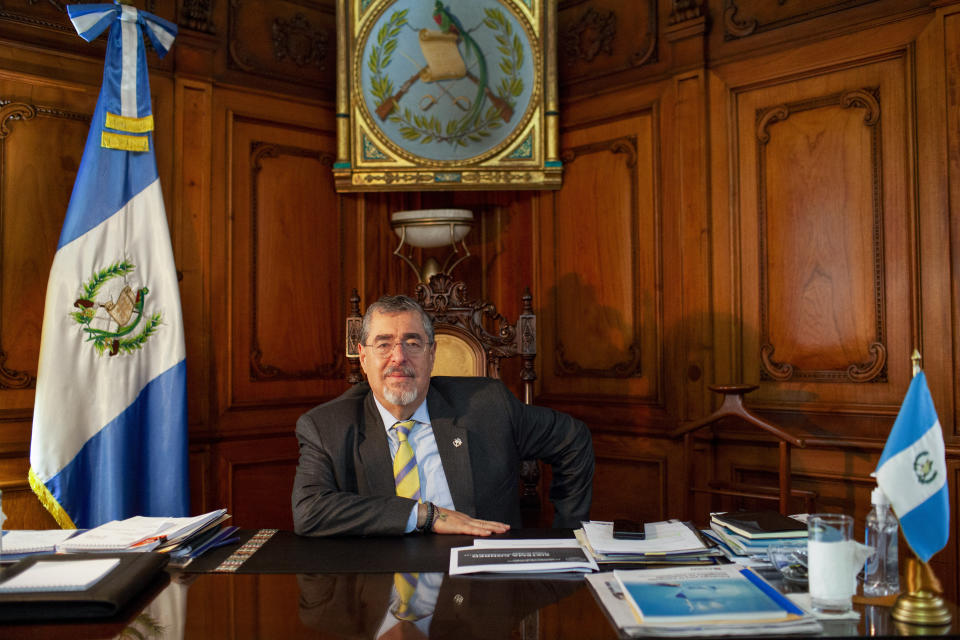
[334,0,561,191]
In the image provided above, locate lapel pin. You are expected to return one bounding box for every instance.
[452,437,463,448]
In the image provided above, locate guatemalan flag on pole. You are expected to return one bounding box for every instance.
[875,371,949,563]
[28,2,187,529]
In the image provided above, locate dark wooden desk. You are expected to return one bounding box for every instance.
[3,529,958,639]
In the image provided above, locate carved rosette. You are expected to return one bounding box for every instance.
[755,88,887,383]
[669,0,703,26]
[272,13,329,70]
[561,7,616,65]
[248,141,340,381]
[181,0,215,34]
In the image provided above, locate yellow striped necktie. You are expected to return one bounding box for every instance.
[392,571,421,620]
[392,420,421,501]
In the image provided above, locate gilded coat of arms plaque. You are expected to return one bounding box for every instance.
[334,0,561,191]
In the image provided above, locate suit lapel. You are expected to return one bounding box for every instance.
[429,386,476,517]
[356,392,396,496]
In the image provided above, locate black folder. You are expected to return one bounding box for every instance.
[0,552,169,622]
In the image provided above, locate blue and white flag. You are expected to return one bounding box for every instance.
[874,371,949,563]
[29,2,186,529]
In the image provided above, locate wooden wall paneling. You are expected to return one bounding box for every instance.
[175,78,214,432]
[213,89,346,434]
[731,48,917,417]
[948,7,960,435]
[215,436,298,530]
[914,5,960,435]
[0,80,92,416]
[537,99,662,421]
[662,69,712,424]
[586,431,681,524]
[707,66,740,389]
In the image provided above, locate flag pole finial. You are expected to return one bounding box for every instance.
[911,349,921,378]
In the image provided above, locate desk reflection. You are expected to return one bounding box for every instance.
[297,572,581,639]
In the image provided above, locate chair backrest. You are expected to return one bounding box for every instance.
[345,273,542,523]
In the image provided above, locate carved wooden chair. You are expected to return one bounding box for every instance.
[346,273,542,525]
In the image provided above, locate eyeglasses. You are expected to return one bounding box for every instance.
[362,340,433,358]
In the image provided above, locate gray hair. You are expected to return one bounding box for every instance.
[360,294,435,345]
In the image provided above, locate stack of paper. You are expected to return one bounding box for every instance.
[703,511,807,562]
[58,509,230,554]
[449,538,598,575]
[587,564,822,637]
[578,520,722,564]
[0,530,79,562]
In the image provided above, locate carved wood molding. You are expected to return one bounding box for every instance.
[724,0,877,41]
[0,103,35,389]
[553,136,643,379]
[248,141,340,381]
[0,0,156,32]
[723,0,758,39]
[272,12,329,70]
[229,0,332,84]
[755,88,887,383]
[181,0,216,34]
[669,0,704,26]
[559,1,657,78]
[561,7,616,65]
[1,101,87,390]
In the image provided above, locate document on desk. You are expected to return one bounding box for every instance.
[581,520,710,556]
[449,538,598,575]
[0,529,79,560]
[58,509,229,553]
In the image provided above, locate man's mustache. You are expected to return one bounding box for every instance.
[385,365,415,377]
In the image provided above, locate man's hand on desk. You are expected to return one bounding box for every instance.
[430,505,510,536]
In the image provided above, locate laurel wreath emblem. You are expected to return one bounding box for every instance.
[368,7,524,147]
[71,260,162,356]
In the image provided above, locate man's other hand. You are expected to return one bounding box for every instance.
[432,506,510,536]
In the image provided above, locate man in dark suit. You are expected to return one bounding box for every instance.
[292,294,593,537]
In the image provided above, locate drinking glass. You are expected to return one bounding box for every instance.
[807,513,856,614]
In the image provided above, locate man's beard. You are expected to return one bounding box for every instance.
[383,365,419,406]
[383,385,418,406]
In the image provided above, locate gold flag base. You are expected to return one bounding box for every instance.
[891,558,952,627]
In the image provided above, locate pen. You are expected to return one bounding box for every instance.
[130,534,167,548]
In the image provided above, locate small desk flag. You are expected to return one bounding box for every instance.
[874,371,949,563]
[28,2,187,529]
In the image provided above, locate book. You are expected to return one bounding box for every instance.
[0,558,119,593]
[613,564,806,625]
[586,570,822,637]
[710,511,807,540]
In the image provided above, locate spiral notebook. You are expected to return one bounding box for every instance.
[0,558,119,593]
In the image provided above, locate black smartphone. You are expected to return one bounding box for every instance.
[612,519,646,539]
